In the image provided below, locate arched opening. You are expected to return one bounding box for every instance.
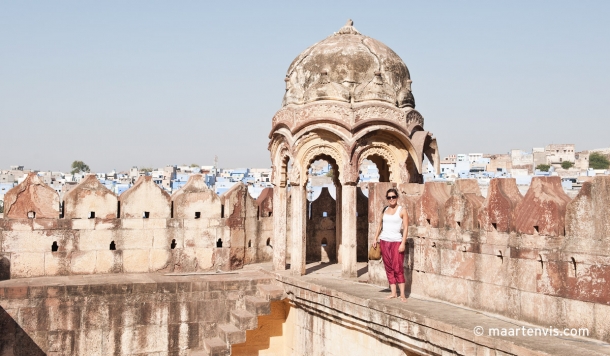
[51,241,58,252]
[305,157,339,264]
[170,239,177,249]
[359,156,391,183]
[216,238,223,248]
[109,241,116,250]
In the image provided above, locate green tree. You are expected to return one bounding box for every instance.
[325,168,334,177]
[561,161,574,169]
[536,164,550,172]
[589,152,610,169]
[141,167,153,174]
[71,160,90,175]
[190,163,199,168]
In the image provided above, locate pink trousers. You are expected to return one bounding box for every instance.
[380,240,405,284]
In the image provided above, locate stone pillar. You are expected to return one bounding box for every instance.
[272,185,287,270]
[341,183,358,278]
[335,183,342,263]
[291,184,306,275]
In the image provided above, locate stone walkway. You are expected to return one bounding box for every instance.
[250,261,610,356]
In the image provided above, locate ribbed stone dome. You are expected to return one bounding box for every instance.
[282,20,415,108]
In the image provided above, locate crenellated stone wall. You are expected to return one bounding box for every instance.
[367,176,610,342]
[0,173,274,279]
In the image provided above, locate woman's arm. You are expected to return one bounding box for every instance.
[372,210,384,248]
[399,207,409,252]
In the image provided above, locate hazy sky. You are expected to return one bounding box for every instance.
[1,1,608,172]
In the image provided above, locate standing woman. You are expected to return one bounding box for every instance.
[372,188,408,302]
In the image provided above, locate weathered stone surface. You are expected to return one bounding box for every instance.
[63,174,118,219]
[3,172,59,219]
[415,182,450,228]
[513,176,571,236]
[565,176,610,246]
[256,188,273,219]
[172,174,221,220]
[119,176,171,219]
[281,20,413,108]
[221,183,248,270]
[445,179,484,231]
[0,271,278,355]
[478,178,522,233]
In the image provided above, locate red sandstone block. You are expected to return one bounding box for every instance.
[416,182,450,228]
[3,172,60,219]
[445,180,484,231]
[5,286,28,299]
[513,176,571,236]
[478,178,522,233]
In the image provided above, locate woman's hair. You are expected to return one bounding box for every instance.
[386,188,399,198]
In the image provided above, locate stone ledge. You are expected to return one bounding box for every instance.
[265,268,610,356]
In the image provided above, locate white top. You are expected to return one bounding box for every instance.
[379,206,403,242]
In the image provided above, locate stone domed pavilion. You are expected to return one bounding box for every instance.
[269,20,440,277]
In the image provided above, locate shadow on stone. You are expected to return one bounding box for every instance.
[305,262,333,275]
[0,306,45,355]
[0,255,9,281]
[357,264,368,277]
[403,238,414,297]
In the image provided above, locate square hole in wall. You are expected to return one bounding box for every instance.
[27,211,36,219]
[89,211,96,219]
[322,212,327,217]
[195,212,201,219]
[143,212,150,219]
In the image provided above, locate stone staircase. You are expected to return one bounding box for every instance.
[191,282,285,356]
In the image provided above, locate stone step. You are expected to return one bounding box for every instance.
[257,283,285,301]
[245,295,271,316]
[218,323,246,345]
[202,337,230,356]
[231,309,258,330]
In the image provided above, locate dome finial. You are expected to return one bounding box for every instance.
[337,19,360,35]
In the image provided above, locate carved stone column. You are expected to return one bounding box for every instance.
[341,183,358,278]
[335,182,342,263]
[291,184,306,275]
[272,185,287,270]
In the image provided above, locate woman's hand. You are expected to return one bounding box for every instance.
[372,240,378,248]
[399,242,405,253]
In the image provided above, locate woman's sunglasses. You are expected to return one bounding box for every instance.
[386,195,398,200]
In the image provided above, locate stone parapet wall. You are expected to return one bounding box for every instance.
[0,271,276,355]
[0,174,274,279]
[367,176,610,342]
